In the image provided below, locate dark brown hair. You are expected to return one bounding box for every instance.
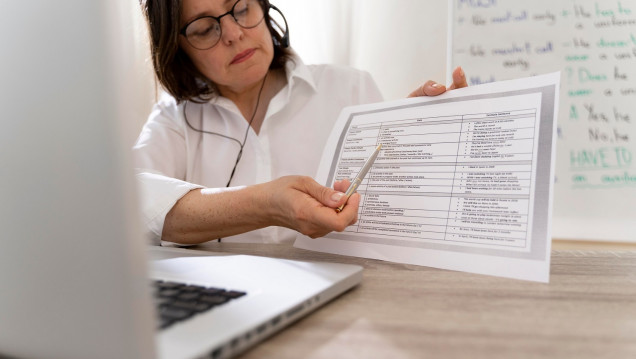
[140,0,292,103]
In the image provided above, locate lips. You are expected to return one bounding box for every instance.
[231,49,256,64]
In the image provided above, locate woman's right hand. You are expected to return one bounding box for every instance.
[262,176,360,238]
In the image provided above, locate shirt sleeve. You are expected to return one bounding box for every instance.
[132,98,203,242]
[134,170,203,241]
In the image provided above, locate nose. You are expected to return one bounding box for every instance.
[219,14,243,46]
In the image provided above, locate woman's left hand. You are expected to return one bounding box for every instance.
[407,66,468,97]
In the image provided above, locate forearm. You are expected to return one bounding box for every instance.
[161,176,359,245]
[162,184,272,244]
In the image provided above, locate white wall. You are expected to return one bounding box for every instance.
[274,0,449,100]
[132,0,449,132]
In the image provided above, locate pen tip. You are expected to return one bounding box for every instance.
[377,144,382,150]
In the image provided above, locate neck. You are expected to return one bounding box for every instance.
[219,73,268,118]
[219,69,286,134]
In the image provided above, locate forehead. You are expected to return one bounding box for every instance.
[181,0,236,22]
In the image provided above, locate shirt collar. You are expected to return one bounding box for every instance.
[284,51,317,93]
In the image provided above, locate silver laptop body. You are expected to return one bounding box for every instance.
[150,247,361,358]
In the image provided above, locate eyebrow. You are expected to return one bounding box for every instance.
[183,0,237,25]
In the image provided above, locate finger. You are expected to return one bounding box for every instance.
[448,66,468,90]
[333,179,351,192]
[338,192,360,226]
[310,192,360,237]
[407,80,446,97]
[303,177,347,208]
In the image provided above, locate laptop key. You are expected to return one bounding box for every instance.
[154,297,172,307]
[199,295,229,306]
[202,287,225,295]
[222,290,246,299]
[177,292,200,301]
[158,318,174,330]
[158,289,181,298]
[181,285,202,292]
[172,300,210,313]
[160,306,193,321]
[157,281,182,290]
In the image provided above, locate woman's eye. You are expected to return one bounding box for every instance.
[234,4,249,17]
[193,23,217,37]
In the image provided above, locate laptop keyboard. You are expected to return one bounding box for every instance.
[152,280,246,330]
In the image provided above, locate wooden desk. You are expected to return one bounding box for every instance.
[196,242,636,359]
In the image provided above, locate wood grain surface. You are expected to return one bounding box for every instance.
[195,241,636,359]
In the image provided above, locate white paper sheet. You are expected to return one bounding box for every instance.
[294,73,560,283]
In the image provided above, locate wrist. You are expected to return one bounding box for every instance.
[245,182,278,228]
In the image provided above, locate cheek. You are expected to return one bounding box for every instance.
[265,29,275,51]
[256,23,274,56]
[183,48,226,81]
[179,37,223,72]
[261,40,275,67]
[194,54,224,73]
[263,35,274,57]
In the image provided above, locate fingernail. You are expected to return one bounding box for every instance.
[458,67,464,77]
[431,82,442,88]
[331,192,344,201]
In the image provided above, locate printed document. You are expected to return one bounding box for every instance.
[295,73,560,282]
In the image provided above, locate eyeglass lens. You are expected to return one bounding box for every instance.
[184,0,265,50]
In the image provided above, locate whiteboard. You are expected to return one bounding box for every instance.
[449,0,636,242]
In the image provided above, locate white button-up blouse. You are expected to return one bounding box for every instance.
[133,55,383,244]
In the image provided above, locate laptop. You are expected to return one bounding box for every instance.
[149,247,361,358]
[0,1,362,358]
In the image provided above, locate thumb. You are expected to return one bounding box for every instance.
[304,178,347,208]
[449,66,468,90]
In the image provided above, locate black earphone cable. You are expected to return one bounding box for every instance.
[183,72,268,187]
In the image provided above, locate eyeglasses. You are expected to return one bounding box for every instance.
[180,0,266,50]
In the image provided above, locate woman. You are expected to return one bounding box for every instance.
[135,0,467,245]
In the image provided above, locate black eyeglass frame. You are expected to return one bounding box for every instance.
[179,0,267,50]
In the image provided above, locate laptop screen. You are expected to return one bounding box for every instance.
[0,1,157,358]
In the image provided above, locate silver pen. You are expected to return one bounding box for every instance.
[335,144,382,213]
